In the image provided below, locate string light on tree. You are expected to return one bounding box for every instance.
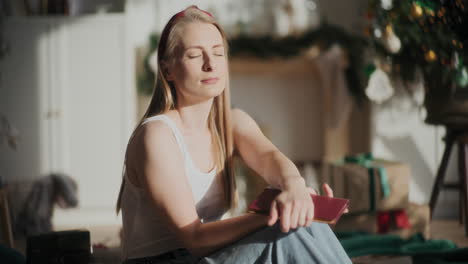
[425,50,437,62]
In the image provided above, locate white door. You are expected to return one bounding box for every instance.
[58,15,128,209]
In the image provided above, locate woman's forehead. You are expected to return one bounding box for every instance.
[179,22,224,49]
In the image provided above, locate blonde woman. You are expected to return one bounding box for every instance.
[117,6,351,264]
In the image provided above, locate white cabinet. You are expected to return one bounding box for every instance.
[0,15,135,212]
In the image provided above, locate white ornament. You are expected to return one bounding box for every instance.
[366,68,394,103]
[384,32,401,54]
[374,28,382,38]
[381,0,393,10]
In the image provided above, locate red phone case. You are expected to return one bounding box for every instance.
[248,188,349,224]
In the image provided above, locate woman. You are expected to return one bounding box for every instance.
[116,5,351,264]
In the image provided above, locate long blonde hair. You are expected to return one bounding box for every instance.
[116,6,237,214]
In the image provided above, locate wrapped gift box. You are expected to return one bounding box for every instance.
[394,203,431,239]
[333,203,431,239]
[321,158,410,213]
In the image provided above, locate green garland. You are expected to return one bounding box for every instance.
[138,22,368,104]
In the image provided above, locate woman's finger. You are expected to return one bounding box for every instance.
[280,203,291,233]
[298,205,308,227]
[306,203,315,226]
[290,202,300,229]
[268,200,279,226]
[322,183,334,198]
[307,187,318,195]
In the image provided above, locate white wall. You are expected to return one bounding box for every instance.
[231,75,323,161]
[371,94,458,218]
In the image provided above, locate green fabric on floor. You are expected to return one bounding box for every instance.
[0,244,26,264]
[336,231,468,264]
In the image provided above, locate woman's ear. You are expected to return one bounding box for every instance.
[162,62,174,81]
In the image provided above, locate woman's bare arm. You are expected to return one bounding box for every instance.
[231,108,314,232]
[231,109,305,189]
[132,122,268,258]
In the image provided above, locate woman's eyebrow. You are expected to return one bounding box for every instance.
[185,44,224,51]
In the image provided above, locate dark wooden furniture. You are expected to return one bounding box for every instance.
[430,128,468,236]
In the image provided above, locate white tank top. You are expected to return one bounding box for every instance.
[121,114,226,259]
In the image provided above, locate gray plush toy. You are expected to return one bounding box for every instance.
[14,173,78,237]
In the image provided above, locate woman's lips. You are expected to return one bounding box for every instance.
[201,77,219,84]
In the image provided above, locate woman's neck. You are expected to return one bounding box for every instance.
[174,98,213,134]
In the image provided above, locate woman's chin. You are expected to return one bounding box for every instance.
[180,85,226,104]
[203,85,225,97]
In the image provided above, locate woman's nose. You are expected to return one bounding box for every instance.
[202,54,215,72]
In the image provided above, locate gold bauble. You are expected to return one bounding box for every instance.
[385,24,393,34]
[425,50,437,62]
[411,3,423,18]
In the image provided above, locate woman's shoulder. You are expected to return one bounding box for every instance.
[231,108,257,130]
[126,115,178,161]
[231,108,248,123]
[132,117,176,148]
[126,115,184,187]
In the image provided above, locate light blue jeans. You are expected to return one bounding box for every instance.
[153,222,352,264]
[199,222,351,264]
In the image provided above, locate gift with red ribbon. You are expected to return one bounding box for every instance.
[377,209,411,233]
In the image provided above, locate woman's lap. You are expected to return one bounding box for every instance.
[131,222,352,264]
[198,222,352,264]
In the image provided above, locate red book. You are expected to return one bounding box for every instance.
[248,188,349,224]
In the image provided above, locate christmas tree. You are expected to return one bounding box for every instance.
[365,0,468,124]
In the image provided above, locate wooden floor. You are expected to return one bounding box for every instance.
[430,219,468,247]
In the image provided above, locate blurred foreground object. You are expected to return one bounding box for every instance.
[26,230,90,264]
